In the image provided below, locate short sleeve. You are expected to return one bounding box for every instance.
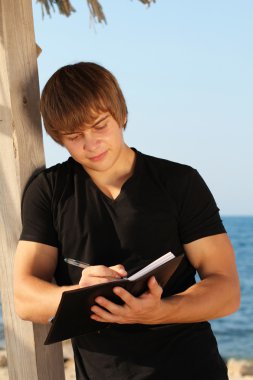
[179,169,226,244]
[20,173,58,247]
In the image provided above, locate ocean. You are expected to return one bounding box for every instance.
[0,216,252,358]
[211,216,253,359]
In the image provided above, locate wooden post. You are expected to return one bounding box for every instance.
[0,0,65,378]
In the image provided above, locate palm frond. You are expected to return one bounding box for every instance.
[37,0,75,18]
[36,0,156,23]
[138,0,156,5]
[86,0,106,24]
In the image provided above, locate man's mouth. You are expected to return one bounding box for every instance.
[88,151,108,162]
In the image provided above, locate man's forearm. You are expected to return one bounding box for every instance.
[14,276,79,324]
[157,274,240,324]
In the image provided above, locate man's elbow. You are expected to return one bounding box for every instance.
[14,290,32,321]
[14,299,28,321]
[227,279,241,315]
[233,288,241,313]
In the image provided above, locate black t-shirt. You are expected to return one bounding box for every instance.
[20,149,228,380]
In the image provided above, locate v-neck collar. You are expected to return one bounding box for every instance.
[71,148,142,204]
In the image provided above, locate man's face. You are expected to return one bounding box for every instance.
[61,112,126,174]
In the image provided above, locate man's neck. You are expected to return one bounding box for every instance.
[85,146,136,199]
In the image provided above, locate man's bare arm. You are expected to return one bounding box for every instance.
[14,241,127,324]
[89,233,240,324]
[14,241,79,324]
[159,232,241,323]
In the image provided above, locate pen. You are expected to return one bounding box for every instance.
[64,258,90,269]
[64,257,127,280]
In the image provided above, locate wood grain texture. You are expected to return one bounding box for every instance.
[0,0,65,378]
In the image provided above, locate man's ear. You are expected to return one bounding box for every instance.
[123,116,128,129]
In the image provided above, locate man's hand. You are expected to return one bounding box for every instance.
[90,276,164,325]
[89,234,240,326]
[79,264,127,287]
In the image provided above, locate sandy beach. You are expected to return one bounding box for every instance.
[0,341,252,379]
[0,341,76,380]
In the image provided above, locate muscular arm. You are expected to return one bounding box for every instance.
[160,232,240,323]
[90,233,241,324]
[14,241,127,324]
[14,241,78,324]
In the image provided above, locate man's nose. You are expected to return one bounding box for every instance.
[82,131,99,151]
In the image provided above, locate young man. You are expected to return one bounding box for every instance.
[14,62,240,380]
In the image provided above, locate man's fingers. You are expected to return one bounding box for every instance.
[147,276,163,298]
[110,264,128,277]
[90,279,164,325]
[112,286,136,305]
[79,276,113,287]
[86,265,122,278]
[79,264,126,287]
[90,304,115,322]
[91,296,125,323]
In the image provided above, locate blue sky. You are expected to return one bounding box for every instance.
[32,0,253,215]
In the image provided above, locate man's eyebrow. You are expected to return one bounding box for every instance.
[92,114,110,126]
[62,131,82,136]
[61,114,110,135]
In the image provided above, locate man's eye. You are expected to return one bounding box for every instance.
[95,124,106,131]
[68,135,81,141]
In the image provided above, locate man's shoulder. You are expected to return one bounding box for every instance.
[42,157,74,177]
[140,151,196,180]
[24,157,75,194]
